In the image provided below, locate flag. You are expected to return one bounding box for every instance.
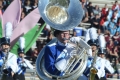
[10,8,40,48]
[10,25,39,54]
[25,23,46,52]
[3,0,21,36]
[10,23,46,55]
[0,12,3,38]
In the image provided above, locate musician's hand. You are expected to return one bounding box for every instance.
[70,37,81,43]
[11,71,14,77]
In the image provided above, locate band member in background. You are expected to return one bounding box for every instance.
[98,48,114,78]
[0,22,18,80]
[16,47,26,80]
[44,29,90,79]
[15,37,34,80]
[83,28,107,80]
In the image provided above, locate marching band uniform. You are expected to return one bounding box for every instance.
[16,48,27,80]
[84,28,108,80]
[0,22,18,80]
[45,40,69,76]
[15,37,34,80]
[83,39,107,80]
[16,52,34,80]
[44,30,91,79]
[0,38,18,80]
[98,48,114,75]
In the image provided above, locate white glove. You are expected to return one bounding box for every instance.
[87,49,92,57]
[55,59,67,72]
[70,37,91,50]
[70,37,81,43]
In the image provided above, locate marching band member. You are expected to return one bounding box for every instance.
[97,35,114,78]
[15,37,34,80]
[83,28,106,80]
[98,48,115,77]
[98,34,114,75]
[0,22,18,80]
[44,29,91,79]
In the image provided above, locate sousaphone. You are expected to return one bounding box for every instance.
[36,0,87,80]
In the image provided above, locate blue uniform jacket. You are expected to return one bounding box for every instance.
[0,51,13,75]
[17,58,26,75]
[44,42,66,76]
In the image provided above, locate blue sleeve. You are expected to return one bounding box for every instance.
[83,58,92,77]
[44,46,62,76]
[17,58,21,64]
[21,66,26,75]
[0,56,3,66]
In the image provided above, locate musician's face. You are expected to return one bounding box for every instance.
[91,45,97,56]
[101,54,105,58]
[91,45,97,51]
[57,31,70,44]
[1,44,10,52]
[19,53,24,58]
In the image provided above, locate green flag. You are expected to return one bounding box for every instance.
[11,23,46,55]
[0,19,2,38]
[25,23,46,53]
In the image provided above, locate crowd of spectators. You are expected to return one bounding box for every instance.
[78,0,120,78]
[73,0,120,65]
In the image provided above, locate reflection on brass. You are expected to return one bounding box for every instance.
[46,6,68,24]
[89,50,98,80]
[90,68,98,74]
[50,0,70,8]
[90,68,98,80]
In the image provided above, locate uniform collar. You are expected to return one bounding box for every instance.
[57,39,68,46]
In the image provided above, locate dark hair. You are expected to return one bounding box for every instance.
[53,30,69,37]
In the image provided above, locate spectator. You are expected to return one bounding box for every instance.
[97,28,102,35]
[86,2,94,17]
[91,14,100,29]
[106,39,114,58]
[101,4,108,18]
[93,5,100,15]
[107,18,117,35]
[89,12,95,21]
[32,2,37,9]
[36,41,44,53]
[23,0,32,15]
[81,2,89,23]
[20,12,26,21]
[112,31,120,46]
[46,31,53,43]
[31,48,38,64]
[107,8,113,21]
[112,10,119,23]
[117,18,120,33]
[112,1,119,11]
[104,30,111,42]
[110,46,119,66]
